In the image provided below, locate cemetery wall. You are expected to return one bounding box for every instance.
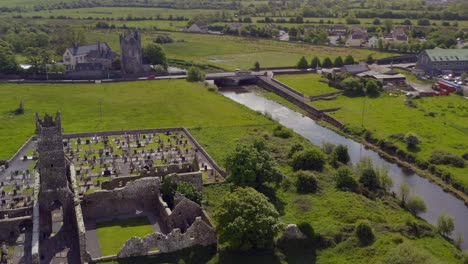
[169,172,203,192]
[0,207,32,220]
[81,177,161,221]
[0,216,31,243]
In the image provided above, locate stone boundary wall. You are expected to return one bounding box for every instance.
[257,77,345,130]
[171,172,203,192]
[0,207,32,220]
[309,91,344,101]
[4,136,36,167]
[31,171,40,264]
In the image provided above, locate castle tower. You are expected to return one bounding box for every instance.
[120,30,145,75]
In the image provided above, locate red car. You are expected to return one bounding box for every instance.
[147,75,156,79]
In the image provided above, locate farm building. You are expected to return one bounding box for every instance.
[416,48,468,76]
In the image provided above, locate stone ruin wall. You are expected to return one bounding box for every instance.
[81,177,161,221]
[101,171,202,192]
[116,216,217,259]
[0,216,31,243]
[0,207,32,220]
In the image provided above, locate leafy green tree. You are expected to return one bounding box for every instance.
[187,67,205,82]
[322,57,333,68]
[332,144,350,164]
[437,214,455,237]
[399,183,411,205]
[254,61,260,71]
[161,176,177,208]
[292,148,326,172]
[404,133,420,148]
[360,168,379,190]
[355,220,375,246]
[310,56,321,68]
[297,56,309,69]
[294,171,318,194]
[143,43,168,69]
[23,47,54,74]
[383,19,393,33]
[340,77,364,95]
[177,182,202,205]
[344,55,355,65]
[226,143,284,189]
[366,54,375,64]
[365,79,380,97]
[0,40,17,73]
[335,166,358,191]
[52,26,86,53]
[214,187,283,251]
[406,195,427,215]
[333,56,344,67]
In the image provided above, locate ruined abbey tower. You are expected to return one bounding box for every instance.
[120,30,145,75]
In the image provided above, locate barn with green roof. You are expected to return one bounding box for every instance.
[416,48,468,76]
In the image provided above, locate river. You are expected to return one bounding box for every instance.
[220,89,468,249]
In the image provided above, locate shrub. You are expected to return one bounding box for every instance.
[462,153,468,161]
[354,220,375,246]
[359,168,379,191]
[404,132,420,148]
[294,171,318,194]
[177,182,202,205]
[437,214,454,237]
[429,150,465,168]
[399,183,410,205]
[292,149,326,172]
[406,195,427,215]
[335,166,358,191]
[288,143,304,158]
[297,56,309,69]
[297,222,315,240]
[321,142,335,155]
[332,144,350,164]
[273,125,292,138]
[187,67,205,82]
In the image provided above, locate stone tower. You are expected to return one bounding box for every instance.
[35,112,79,263]
[120,30,145,75]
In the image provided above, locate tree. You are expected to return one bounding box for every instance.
[226,143,283,189]
[177,182,202,205]
[399,183,410,205]
[297,56,309,69]
[310,56,320,68]
[254,61,260,71]
[340,77,364,95]
[355,220,375,246]
[365,79,380,97]
[404,132,420,148]
[322,57,333,68]
[333,56,344,67]
[48,63,67,73]
[187,67,205,82]
[437,214,455,237]
[52,26,86,53]
[366,54,375,64]
[292,148,326,172]
[0,40,17,73]
[23,47,53,74]
[373,18,381,25]
[332,144,350,164]
[161,176,177,208]
[360,168,379,190]
[335,166,358,191]
[214,187,283,251]
[406,195,427,215]
[344,55,355,65]
[143,43,167,69]
[383,19,393,33]
[294,171,318,194]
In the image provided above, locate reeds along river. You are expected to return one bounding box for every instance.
[220,89,468,249]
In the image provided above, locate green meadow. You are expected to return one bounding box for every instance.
[311,93,468,187]
[0,80,274,162]
[275,74,340,96]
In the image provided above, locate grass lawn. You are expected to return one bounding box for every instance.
[311,93,468,187]
[275,74,339,96]
[96,217,155,256]
[0,80,274,163]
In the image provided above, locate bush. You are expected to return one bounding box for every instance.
[292,149,326,172]
[406,195,427,215]
[294,171,318,194]
[297,56,309,69]
[462,153,468,161]
[187,67,205,82]
[437,214,454,237]
[321,142,336,155]
[288,143,304,158]
[335,167,358,191]
[354,220,375,246]
[404,132,420,148]
[332,144,350,164]
[359,168,379,191]
[297,222,315,240]
[429,150,465,168]
[273,125,292,138]
[177,182,202,205]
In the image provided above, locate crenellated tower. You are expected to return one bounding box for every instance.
[120,30,145,75]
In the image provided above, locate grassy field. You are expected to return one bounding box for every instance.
[275,74,339,96]
[0,80,274,163]
[311,93,468,186]
[96,217,155,256]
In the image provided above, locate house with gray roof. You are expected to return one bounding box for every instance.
[63,42,116,71]
[416,48,468,75]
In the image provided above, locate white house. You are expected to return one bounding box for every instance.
[63,42,116,71]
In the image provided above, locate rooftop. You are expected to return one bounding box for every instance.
[424,48,468,62]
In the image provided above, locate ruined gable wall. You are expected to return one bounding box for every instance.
[81,177,160,220]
